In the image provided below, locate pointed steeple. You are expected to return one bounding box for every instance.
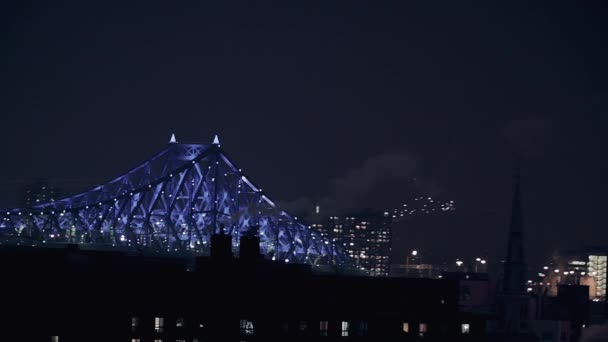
[497,170,531,337]
[503,172,526,293]
[169,133,178,144]
[212,134,220,145]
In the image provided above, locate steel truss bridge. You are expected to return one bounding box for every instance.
[0,135,349,266]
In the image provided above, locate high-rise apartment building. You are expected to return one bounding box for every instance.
[313,211,391,276]
[22,180,58,208]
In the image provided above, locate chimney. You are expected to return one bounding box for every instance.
[239,225,261,261]
[210,224,233,259]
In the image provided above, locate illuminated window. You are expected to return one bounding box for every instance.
[154,340,162,342]
[419,323,427,337]
[131,339,140,342]
[154,317,164,333]
[461,323,470,334]
[131,317,139,332]
[402,322,409,333]
[240,319,254,335]
[176,317,185,328]
[588,255,607,299]
[320,321,329,336]
[341,321,350,336]
[51,337,59,342]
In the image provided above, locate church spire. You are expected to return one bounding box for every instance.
[503,172,526,293]
[496,171,531,337]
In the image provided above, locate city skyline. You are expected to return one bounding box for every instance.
[1,1,607,340]
[0,0,606,279]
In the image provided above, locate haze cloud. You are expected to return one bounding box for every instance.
[281,152,440,217]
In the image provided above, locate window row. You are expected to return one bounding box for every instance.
[132,317,471,337]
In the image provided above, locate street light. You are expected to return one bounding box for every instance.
[474,257,485,272]
[456,260,464,269]
[406,250,420,277]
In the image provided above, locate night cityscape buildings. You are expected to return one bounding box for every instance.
[1,2,607,341]
[0,136,604,341]
[22,180,59,208]
[311,210,392,276]
[306,197,456,277]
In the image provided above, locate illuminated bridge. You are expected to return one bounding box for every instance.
[0,135,349,265]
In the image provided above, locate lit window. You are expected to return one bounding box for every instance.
[176,317,184,328]
[341,321,350,337]
[419,323,427,337]
[51,337,59,342]
[131,317,139,331]
[402,322,409,333]
[154,340,162,342]
[131,340,141,342]
[240,319,254,335]
[461,323,470,334]
[154,317,164,333]
[320,321,329,336]
[176,340,185,342]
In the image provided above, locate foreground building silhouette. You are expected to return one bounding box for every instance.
[0,234,486,341]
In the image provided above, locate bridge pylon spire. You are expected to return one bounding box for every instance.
[169,133,178,144]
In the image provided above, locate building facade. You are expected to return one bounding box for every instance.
[0,240,485,342]
[313,210,392,276]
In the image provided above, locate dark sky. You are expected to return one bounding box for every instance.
[1,1,607,265]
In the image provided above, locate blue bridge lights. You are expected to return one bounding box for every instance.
[0,135,349,266]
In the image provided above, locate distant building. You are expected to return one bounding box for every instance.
[587,252,607,300]
[390,262,435,278]
[536,249,608,302]
[22,180,59,208]
[313,210,391,276]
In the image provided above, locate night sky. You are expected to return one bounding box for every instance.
[1,1,607,265]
